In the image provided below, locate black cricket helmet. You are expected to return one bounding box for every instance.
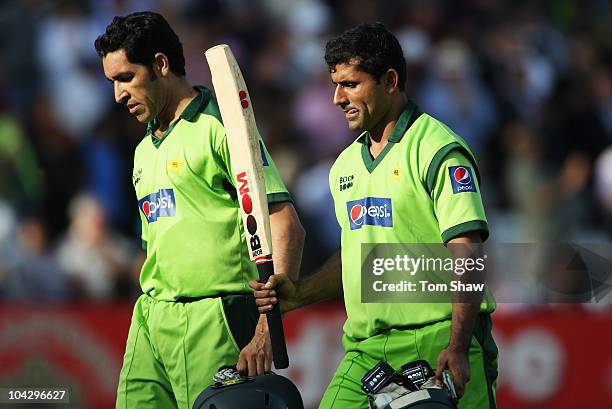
[193,373,304,409]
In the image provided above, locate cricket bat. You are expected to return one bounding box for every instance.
[205,44,289,369]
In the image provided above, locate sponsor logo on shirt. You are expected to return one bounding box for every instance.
[449,166,476,193]
[346,197,393,230]
[139,189,177,223]
[132,168,142,186]
[339,175,354,191]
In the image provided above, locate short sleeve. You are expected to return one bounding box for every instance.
[432,149,489,243]
[216,129,293,205]
[258,138,293,204]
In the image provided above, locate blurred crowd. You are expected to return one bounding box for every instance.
[0,0,611,302]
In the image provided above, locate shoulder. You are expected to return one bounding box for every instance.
[410,113,466,148]
[134,136,151,159]
[178,89,226,151]
[199,89,224,126]
[413,114,481,190]
[330,136,362,178]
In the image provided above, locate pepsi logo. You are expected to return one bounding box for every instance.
[453,166,472,185]
[448,166,477,194]
[350,204,365,226]
[138,189,177,223]
[346,198,393,230]
[142,201,150,218]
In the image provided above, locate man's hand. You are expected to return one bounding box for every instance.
[236,316,272,376]
[435,346,470,399]
[249,274,298,314]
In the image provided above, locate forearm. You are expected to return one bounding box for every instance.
[269,202,305,281]
[292,250,343,310]
[449,302,480,351]
[447,232,485,351]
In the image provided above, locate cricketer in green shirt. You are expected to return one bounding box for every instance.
[117,86,294,409]
[133,86,291,301]
[319,102,498,409]
[330,101,495,340]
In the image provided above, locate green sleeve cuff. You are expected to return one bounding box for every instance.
[267,191,294,205]
[441,220,489,243]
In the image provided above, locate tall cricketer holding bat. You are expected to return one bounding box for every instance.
[95,11,304,409]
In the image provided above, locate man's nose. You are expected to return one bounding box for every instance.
[333,85,348,107]
[114,82,128,104]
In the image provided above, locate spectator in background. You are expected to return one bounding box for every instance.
[480,22,560,125]
[0,201,18,298]
[418,38,498,156]
[538,34,610,238]
[0,0,46,112]
[56,193,139,300]
[36,0,107,139]
[293,157,341,273]
[292,70,354,161]
[81,108,131,228]
[594,146,612,234]
[1,216,68,301]
[0,114,44,210]
[28,94,84,237]
[591,65,612,138]
[501,121,552,240]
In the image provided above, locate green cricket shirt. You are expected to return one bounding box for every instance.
[329,101,495,340]
[132,86,291,301]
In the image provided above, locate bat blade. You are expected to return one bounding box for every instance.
[205,44,289,369]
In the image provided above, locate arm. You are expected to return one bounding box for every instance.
[237,201,305,375]
[288,250,343,311]
[268,201,305,281]
[250,250,343,313]
[435,232,484,398]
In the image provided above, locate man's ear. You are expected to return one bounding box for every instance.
[153,53,170,77]
[383,69,399,93]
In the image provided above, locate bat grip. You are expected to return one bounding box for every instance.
[256,259,289,369]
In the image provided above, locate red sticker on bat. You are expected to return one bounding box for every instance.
[239,90,249,108]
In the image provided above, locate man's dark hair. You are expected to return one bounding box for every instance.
[324,23,406,91]
[94,11,186,76]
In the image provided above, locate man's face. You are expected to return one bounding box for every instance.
[330,61,390,133]
[102,49,161,123]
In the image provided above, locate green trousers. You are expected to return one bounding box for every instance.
[116,293,258,409]
[319,314,498,409]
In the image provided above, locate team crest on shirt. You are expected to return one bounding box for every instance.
[167,158,184,174]
[392,164,401,181]
[339,174,354,191]
[139,189,177,223]
[449,166,476,193]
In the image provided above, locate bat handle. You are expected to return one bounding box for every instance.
[256,259,289,369]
